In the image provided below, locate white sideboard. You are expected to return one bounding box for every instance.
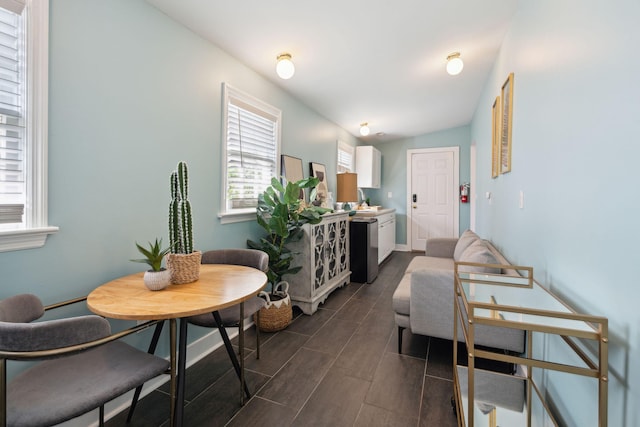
[285,211,351,315]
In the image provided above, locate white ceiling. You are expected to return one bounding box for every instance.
[146,0,518,142]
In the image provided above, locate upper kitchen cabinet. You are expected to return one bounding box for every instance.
[355,146,381,188]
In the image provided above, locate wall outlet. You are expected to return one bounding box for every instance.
[387,192,392,198]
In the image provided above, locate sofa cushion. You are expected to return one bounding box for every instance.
[405,255,455,275]
[453,229,480,261]
[458,240,501,274]
[392,273,412,316]
[393,256,455,316]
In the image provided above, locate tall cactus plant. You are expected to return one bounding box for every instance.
[169,161,193,254]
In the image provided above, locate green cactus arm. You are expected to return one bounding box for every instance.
[178,161,189,200]
[181,200,193,254]
[170,171,178,200]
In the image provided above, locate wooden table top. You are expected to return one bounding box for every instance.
[87,264,268,320]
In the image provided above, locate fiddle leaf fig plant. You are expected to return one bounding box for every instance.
[247,176,331,294]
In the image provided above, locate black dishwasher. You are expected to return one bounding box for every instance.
[349,218,378,283]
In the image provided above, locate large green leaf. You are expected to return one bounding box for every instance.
[249,176,330,290]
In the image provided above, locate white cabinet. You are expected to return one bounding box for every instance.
[355,146,381,188]
[377,211,395,264]
[285,212,351,315]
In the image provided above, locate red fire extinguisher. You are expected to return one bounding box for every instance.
[460,183,470,203]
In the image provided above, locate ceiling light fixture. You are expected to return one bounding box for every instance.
[446,52,464,76]
[276,53,295,79]
[360,122,370,136]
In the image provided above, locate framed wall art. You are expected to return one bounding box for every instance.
[491,95,501,178]
[281,155,304,199]
[309,162,329,207]
[500,72,514,174]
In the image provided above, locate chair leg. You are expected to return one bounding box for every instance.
[256,310,261,360]
[398,326,405,354]
[127,321,165,422]
[213,312,251,400]
[99,405,104,427]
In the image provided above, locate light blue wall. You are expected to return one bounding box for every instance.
[365,125,471,245]
[0,0,356,358]
[471,1,640,425]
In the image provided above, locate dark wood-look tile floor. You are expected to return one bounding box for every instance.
[106,252,458,427]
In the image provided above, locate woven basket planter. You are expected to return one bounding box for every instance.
[255,281,292,332]
[166,251,202,284]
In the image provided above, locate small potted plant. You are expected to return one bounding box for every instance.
[130,238,172,291]
[166,161,202,284]
[247,176,330,331]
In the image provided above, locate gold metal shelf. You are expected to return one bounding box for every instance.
[453,261,608,427]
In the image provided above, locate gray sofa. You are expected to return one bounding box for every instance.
[392,229,525,354]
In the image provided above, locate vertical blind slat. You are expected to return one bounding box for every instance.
[0,5,23,223]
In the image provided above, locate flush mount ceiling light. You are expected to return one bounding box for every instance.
[276,53,295,79]
[359,122,370,136]
[446,52,464,76]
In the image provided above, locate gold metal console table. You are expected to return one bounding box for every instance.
[452,262,608,427]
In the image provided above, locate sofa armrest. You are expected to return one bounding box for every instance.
[409,268,456,338]
[425,238,458,258]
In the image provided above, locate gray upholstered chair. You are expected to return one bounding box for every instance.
[187,248,269,358]
[0,293,169,427]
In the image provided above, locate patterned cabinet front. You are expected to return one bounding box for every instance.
[287,212,350,314]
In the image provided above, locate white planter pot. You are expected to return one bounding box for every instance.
[143,269,171,291]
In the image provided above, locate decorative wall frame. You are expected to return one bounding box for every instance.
[309,162,329,207]
[491,96,501,178]
[500,72,514,174]
[281,155,304,199]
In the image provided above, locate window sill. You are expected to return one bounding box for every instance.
[218,210,256,224]
[0,226,59,253]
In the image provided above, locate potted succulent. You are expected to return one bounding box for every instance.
[166,161,202,284]
[247,176,331,331]
[130,238,172,291]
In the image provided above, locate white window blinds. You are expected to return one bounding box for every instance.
[337,141,355,173]
[224,85,280,212]
[0,6,24,224]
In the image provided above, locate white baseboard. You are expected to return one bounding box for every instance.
[59,322,247,427]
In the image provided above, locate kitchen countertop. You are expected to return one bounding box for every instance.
[352,208,396,217]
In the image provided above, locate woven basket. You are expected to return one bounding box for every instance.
[255,282,292,332]
[166,251,202,284]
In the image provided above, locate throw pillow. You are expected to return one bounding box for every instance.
[458,240,501,274]
[453,229,480,261]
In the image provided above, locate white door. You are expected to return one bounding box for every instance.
[408,148,459,251]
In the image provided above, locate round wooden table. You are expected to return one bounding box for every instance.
[87,264,267,427]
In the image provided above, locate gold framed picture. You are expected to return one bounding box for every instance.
[500,72,514,174]
[491,96,501,178]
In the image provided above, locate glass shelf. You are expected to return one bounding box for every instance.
[453,262,608,427]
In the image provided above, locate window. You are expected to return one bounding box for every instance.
[219,83,281,224]
[337,140,355,173]
[0,0,57,252]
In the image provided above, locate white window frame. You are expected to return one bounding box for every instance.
[218,83,281,224]
[0,0,58,252]
[337,140,355,173]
